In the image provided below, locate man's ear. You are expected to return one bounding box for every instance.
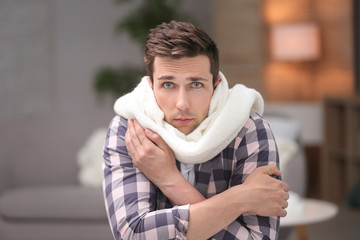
[147,76,153,88]
[214,76,222,89]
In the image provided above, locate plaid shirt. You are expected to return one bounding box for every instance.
[103,112,280,240]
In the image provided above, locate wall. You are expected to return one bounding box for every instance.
[0,0,212,188]
[212,0,265,91]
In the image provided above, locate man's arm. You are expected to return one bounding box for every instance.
[103,116,190,240]
[187,165,288,240]
[126,118,289,239]
[206,113,285,239]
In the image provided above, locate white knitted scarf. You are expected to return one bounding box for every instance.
[114,72,264,184]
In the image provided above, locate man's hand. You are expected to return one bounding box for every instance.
[125,119,179,187]
[125,119,206,205]
[240,164,290,217]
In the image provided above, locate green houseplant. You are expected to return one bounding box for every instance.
[93,0,191,100]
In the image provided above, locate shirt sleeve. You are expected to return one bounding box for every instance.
[102,116,190,240]
[215,112,280,240]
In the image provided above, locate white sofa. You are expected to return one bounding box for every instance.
[0,128,112,240]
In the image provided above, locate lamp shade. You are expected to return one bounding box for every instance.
[270,22,320,61]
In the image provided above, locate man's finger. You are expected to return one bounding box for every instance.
[280,209,287,218]
[127,119,143,149]
[125,129,135,158]
[284,191,290,201]
[283,182,290,192]
[263,164,281,177]
[144,128,168,150]
[282,200,289,209]
[132,119,148,143]
[132,119,158,148]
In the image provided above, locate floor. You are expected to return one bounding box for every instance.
[279,205,360,240]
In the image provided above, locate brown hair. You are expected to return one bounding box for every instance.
[144,21,219,84]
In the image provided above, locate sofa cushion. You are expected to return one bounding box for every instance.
[264,116,301,141]
[0,186,107,221]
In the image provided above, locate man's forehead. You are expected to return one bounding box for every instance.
[153,56,212,78]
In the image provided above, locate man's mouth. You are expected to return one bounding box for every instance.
[174,118,194,125]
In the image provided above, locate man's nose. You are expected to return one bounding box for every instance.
[176,88,190,110]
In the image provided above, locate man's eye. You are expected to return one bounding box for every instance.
[163,82,173,88]
[192,82,203,88]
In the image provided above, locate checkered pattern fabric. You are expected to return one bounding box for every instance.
[103,112,280,240]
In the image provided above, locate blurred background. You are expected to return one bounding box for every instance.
[0,0,359,239]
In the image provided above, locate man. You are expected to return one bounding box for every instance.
[103,21,289,240]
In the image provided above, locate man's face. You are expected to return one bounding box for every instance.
[149,55,220,135]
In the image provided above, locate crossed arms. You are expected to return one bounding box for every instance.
[103,114,289,240]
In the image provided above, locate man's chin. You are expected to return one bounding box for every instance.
[175,125,197,135]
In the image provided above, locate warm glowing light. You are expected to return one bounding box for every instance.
[270,22,320,61]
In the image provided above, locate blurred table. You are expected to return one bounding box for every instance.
[280,198,338,240]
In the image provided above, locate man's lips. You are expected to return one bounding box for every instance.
[174,118,194,125]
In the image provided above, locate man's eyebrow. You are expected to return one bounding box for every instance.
[157,75,175,81]
[188,77,208,82]
[156,75,209,81]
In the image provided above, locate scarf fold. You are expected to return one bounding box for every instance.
[114,72,264,165]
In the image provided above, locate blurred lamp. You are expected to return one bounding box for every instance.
[270,22,320,61]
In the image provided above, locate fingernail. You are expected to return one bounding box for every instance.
[145,129,152,135]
